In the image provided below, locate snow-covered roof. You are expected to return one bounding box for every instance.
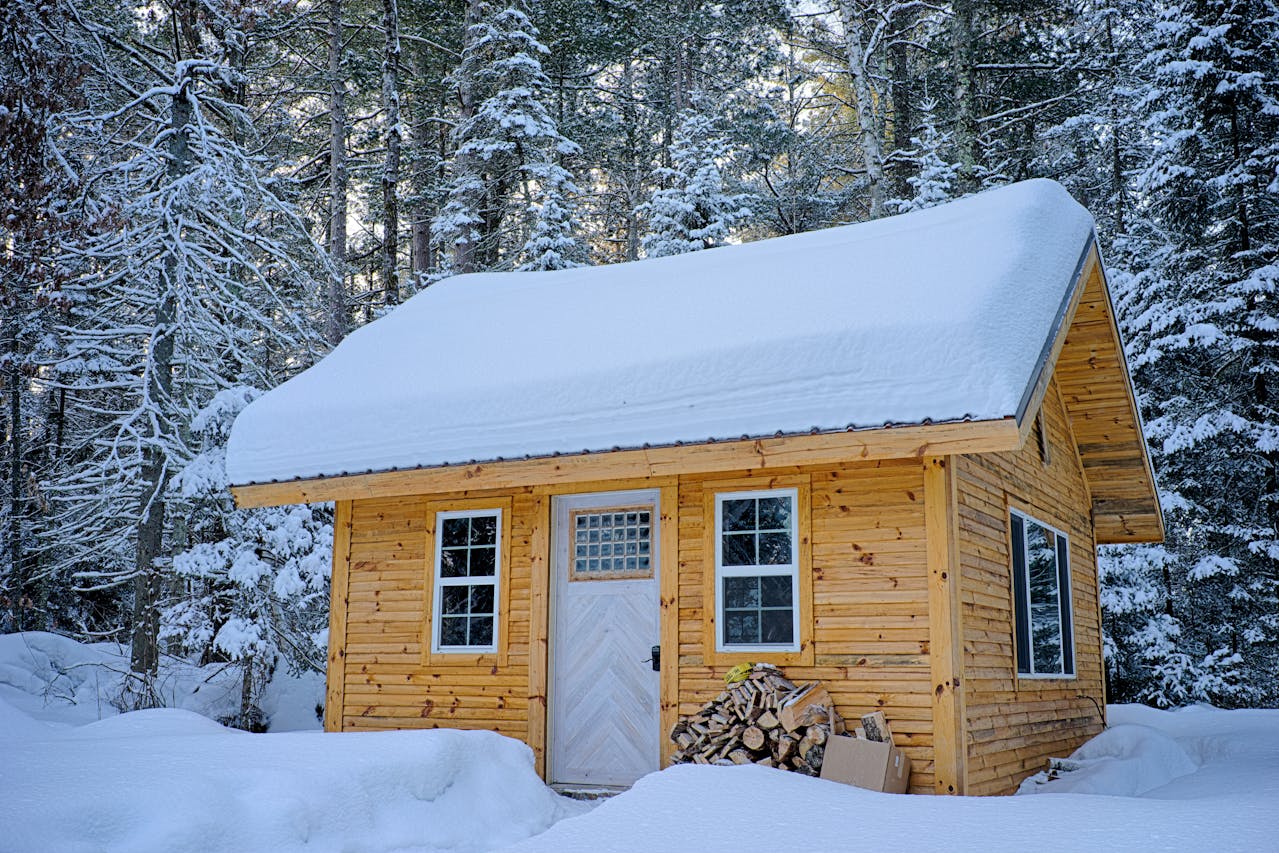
[226,179,1095,488]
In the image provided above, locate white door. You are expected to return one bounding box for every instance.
[550,490,661,788]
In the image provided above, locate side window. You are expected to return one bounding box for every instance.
[1010,510,1074,677]
[432,509,501,652]
[715,489,800,652]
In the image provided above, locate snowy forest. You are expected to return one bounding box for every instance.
[1,0,1277,727]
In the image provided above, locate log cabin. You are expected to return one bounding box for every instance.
[226,179,1163,796]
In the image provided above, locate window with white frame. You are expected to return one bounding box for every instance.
[1010,509,1074,677]
[715,489,800,651]
[433,509,500,652]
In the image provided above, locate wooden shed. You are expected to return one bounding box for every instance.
[227,179,1162,796]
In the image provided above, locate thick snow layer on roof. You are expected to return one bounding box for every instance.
[227,179,1094,486]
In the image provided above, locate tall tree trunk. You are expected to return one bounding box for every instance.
[1105,16,1125,234]
[131,78,190,680]
[887,7,915,200]
[450,0,483,275]
[326,0,348,344]
[950,0,978,191]
[407,55,434,282]
[6,340,23,631]
[621,58,640,262]
[838,0,885,219]
[381,0,401,306]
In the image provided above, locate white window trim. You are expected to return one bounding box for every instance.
[431,508,501,654]
[714,488,801,653]
[1010,508,1075,680]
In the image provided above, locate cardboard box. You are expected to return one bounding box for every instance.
[819,735,912,794]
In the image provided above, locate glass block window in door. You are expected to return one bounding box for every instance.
[568,506,654,580]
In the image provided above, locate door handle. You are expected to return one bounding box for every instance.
[643,645,660,672]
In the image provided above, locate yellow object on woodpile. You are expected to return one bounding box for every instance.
[723,663,755,685]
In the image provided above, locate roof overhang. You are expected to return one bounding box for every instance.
[231,415,1022,508]
[1020,240,1164,545]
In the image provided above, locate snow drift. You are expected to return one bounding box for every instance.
[508,705,1279,853]
[1,702,585,853]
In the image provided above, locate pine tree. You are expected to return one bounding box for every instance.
[0,0,87,631]
[887,98,958,213]
[519,163,585,270]
[1112,0,1279,707]
[432,3,583,275]
[163,388,332,730]
[639,102,751,257]
[50,45,326,695]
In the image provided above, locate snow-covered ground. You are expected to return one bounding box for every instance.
[0,631,324,732]
[0,633,587,853]
[511,704,1279,852]
[3,632,1276,852]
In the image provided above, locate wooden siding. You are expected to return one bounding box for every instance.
[956,377,1107,795]
[675,461,937,795]
[335,489,535,740]
[328,461,939,794]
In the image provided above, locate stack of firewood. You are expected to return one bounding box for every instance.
[669,664,845,775]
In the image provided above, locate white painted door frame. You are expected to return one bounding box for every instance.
[548,489,662,789]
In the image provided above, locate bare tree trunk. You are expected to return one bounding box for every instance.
[621,58,639,262]
[381,0,401,306]
[950,0,978,191]
[407,55,433,282]
[838,0,885,219]
[887,6,916,200]
[1105,17,1125,234]
[6,339,23,631]
[131,78,190,680]
[450,0,483,274]
[326,0,348,344]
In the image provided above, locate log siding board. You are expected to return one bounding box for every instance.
[925,457,968,794]
[527,494,550,776]
[956,377,1107,795]
[659,484,680,766]
[323,500,353,731]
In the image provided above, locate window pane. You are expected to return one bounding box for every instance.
[724,610,759,645]
[761,575,792,608]
[722,533,756,566]
[469,546,496,577]
[760,609,794,644]
[441,517,469,547]
[1026,520,1064,674]
[757,497,791,531]
[722,499,757,532]
[440,548,467,578]
[470,584,494,615]
[469,615,493,647]
[439,616,467,646]
[441,586,469,615]
[724,576,760,609]
[758,532,792,565]
[470,515,497,545]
